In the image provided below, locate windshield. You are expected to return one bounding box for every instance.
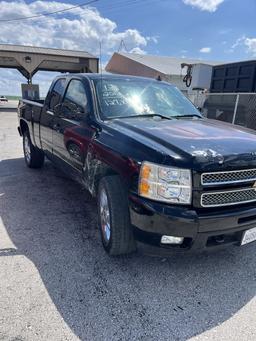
[94,78,201,119]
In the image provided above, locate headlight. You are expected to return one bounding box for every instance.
[138,162,192,204]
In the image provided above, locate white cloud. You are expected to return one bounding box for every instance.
[230,36,256,56]
[199,47,211,53]
[129,47,147,55]
[0,0,153,95]
[0,69,24,96]
[0,1,148,54]
[219,28,232,35]
[0,69,59,96]
[231,36,245,50]
[183,0,224,12]
[146,36,159,44]
[244,38,256,56]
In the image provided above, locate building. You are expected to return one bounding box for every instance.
[106,52,222,94]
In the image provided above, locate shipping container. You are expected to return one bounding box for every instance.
[210,60,256,93]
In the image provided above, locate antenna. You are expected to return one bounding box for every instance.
[99,40,103,90]
[99,40,103,75]
[118,39,128,53]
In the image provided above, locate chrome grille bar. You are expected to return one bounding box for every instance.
[202,168,256,186]
[201,188,256,207]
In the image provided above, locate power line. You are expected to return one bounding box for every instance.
[0,0,99,22]
[0,0,163,24]
[0,0,163,23]
[98,0,144,11]
[97,0,162,15]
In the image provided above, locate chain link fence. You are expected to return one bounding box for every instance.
[189,93,256,130]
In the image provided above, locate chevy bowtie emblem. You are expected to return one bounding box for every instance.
[253,182,256,189]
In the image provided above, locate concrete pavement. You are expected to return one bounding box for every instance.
[1,109,256,340]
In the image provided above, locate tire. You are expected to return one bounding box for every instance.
[97,175,136,255]
[23,130,45,168]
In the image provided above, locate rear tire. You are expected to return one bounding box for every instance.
[97,176,136,256]
[23,130,44,168]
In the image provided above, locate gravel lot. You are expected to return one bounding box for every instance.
[1,109,256,341]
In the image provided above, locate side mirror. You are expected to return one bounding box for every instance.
[61,102,81,113]
[53,103,62,113]
[62,102,89,122]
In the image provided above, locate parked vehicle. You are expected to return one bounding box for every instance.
[0,95,8,102]
[17,74,256,255]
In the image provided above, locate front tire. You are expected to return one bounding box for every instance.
[97,176,136,256]
[23,130,44,168]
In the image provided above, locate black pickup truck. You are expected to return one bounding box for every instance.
[18,74,256,255]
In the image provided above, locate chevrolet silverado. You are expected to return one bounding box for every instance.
[17,74,256,255]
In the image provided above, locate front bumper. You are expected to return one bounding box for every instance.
[129,194,256,252]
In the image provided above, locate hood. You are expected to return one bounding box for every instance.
[109,117,256,170]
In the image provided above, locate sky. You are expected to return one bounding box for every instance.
[0,0,255,96]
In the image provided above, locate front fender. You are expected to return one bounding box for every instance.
[83,148,118,196]
[82,143,139,197]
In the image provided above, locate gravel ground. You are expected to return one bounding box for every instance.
[1,109,256,341]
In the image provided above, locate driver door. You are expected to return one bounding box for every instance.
[52,78,91,172]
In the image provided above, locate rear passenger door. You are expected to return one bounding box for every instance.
[40,78,66,154]
[52,78,93,172]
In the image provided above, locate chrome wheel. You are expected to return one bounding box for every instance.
[24,135,31,163]
[100,189,111,243]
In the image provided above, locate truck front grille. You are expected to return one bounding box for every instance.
[202,168,256,186]
[201,188,256,207]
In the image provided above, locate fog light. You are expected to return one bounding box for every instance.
[161,235,184,245]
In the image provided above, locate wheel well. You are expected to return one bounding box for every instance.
[20,120,28,135]
[93,165,119,196]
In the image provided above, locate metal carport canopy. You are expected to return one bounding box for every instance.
[0,44,99,82]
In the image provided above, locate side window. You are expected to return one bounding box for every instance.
[49,78,65,111]
[63,80,89,117]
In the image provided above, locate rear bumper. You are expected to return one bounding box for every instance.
[129,194,256,252]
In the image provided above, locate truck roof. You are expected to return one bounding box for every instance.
[55,73,166,84]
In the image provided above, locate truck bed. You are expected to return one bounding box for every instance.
[18,99,45,149]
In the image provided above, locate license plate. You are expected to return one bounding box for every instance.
[241,227,256,246]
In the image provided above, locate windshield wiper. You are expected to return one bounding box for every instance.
[173,114,202,119]
[111,113,173,120]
